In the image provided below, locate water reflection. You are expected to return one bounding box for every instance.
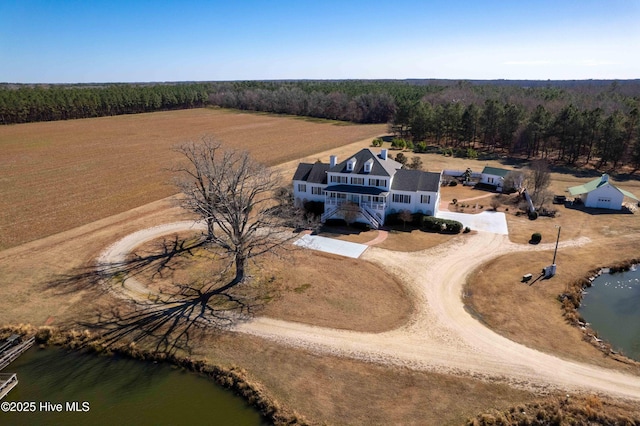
[580,267,640,361]
[2,347,264,426]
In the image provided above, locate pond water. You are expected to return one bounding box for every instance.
[1,346,265,426]
[579,266,640,361]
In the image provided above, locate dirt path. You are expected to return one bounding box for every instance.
[98,223,640,400]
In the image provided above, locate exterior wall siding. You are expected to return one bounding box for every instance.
[584,185,624,210]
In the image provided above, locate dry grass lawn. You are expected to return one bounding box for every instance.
[466,234,640,372]
[317,225,456,252]
[192,332,538,425]
[0,108,385,250]
[129,233,413,333]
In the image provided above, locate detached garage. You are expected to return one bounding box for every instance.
[568,174,638,210]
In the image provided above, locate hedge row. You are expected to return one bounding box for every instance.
[421,216,463,233]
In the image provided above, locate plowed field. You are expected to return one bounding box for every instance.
[0,108,385,249]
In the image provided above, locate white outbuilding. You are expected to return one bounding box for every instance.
[567,174,638,210]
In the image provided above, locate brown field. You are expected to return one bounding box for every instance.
[3,112,640,424]
[0,108,385,250]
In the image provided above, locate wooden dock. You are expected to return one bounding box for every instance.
[0,373,18,400]
[0,336,35,371]
[0,335,35,400]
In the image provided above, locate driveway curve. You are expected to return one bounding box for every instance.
[98,221,640,399]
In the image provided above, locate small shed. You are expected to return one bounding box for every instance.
[480,166,511,192]
[568,174,638,210]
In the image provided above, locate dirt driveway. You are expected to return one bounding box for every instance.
[99,223,640,400]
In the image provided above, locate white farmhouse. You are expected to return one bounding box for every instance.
[568,173,638,210]
[293,148,441,228]
[479,166,511,192]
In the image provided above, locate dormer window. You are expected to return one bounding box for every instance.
[346,157,357,172]
[363,159,373,173]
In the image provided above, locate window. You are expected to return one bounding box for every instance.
[364,159,373,173]
[330,175,348,184]
[421,195,431,204]
[351,177,364,185]
[392,194,411,204]
[311,187,324,195]
[346,157,357,171]
[488,177,494,184]
[297,183,306,192]
[368,178,387,187]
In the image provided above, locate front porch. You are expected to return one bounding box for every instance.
[322,185,388,229]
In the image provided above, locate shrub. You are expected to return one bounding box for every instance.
[531,232,542,244]
[303,200,324,217]
[464,226,471,233]
[528,211,539,220]
[452,198,458,205]
[352,221,371,231]
[384,213,400,226]
[325,218,347,227]
[391,138,407,150]
[415,141,427,153]
[371,138,383,147]
[405,140,414,151]
[449,180,458,187]
[395,152,408,165]
[421,216,463,234]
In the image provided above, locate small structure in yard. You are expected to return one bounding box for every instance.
[479,166,512,192]
[567,174,639,210]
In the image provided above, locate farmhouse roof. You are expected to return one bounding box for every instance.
[329,148,402,177]
[391,170,441,192]
[293,162,329,184]
[481,166,511,177]
[568,174,639,200]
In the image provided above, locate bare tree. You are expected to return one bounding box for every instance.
[503,170,524,192]
[398,209,413,230]
[406,156,424,170]
[338,201,361,226]
[525,159,551,202]
[395,152,408,166]
[173,136,303,286]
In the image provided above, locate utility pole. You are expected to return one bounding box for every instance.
[545,225,561,278]
[552,225,561,265]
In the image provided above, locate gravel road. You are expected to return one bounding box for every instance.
[98,221,640,399]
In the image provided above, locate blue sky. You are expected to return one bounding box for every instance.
[1,0,638,83]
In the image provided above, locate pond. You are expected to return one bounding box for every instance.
[579,266,640,361]
[1,346,265,426]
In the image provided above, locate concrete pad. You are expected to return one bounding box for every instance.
[294,234,368,258]
[435,210,509,235]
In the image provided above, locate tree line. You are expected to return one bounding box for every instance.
[390,96,640,170]
[3,78,640,170]
[0,83,211,124]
